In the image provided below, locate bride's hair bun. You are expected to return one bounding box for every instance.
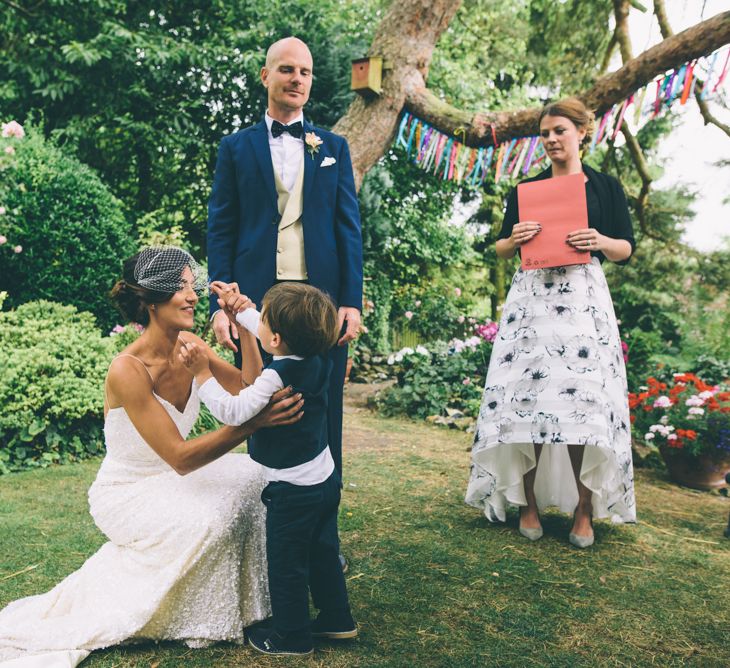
[109,254,173,326]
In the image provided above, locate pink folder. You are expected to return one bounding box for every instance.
[517,172,590,270]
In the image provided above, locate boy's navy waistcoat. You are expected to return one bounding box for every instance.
[249,356,332,469]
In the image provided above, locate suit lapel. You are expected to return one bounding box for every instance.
[250,119,277,208]
[302,119,324,207]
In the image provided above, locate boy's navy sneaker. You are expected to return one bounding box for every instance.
[311,610,358,640]
[248,628,313,656]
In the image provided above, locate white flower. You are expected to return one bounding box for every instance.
[698,390,715,400]
[685,396,704,407]
[659,415,669,425]
[652,396,672,408]
[402,347,414,355]
[387,355,395,365]
[649,425,661,432]
[415,345,429,356]
[644,432,655,441]
[4,146,14,155]
[667,433,678,441]
[1,121,25,138]
[0,206,6,215]
[688,407,704,416]
[394,353,403,362]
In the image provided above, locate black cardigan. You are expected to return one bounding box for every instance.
[497,163,636,264]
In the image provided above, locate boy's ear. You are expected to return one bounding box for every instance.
[271,332,282,348]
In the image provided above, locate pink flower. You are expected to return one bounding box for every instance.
[132,323,145,333]
[13,245,22,253]
[4,146,14,155]
[404,311,413,320]
[2,121,25,139]
[414,300,422,307]
[109,324,125,335]
[454,288,462,297]
[652,396,672,408]
[457,315,465,323]
[0,235,6,245]
[462,377,471,385]
[0,206,6,215]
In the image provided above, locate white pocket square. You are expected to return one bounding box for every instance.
[321,156,337,167]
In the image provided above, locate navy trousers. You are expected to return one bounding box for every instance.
[261,472,350,636]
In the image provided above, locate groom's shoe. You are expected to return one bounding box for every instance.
[248,628,313,656]
[339,553,348,573]
[311,610,358,640]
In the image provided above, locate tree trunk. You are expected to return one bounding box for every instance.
[332,0,463,189]
[334,4,730,188]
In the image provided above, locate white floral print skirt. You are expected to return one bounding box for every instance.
[465,258,636,523]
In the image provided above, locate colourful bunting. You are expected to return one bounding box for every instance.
[395,47,728,185]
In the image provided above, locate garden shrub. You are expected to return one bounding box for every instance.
[0,124,135,330]
[378,338,493,420]
[0,299,115,473]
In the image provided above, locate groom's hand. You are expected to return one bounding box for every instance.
[337,306,361,347]
[212,310,239,353]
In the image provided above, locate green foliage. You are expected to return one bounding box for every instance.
[378,340,492,419]
[0,0,373,251]
[0,300,114,473]
[0,125,135,330]
[358,153,479,350]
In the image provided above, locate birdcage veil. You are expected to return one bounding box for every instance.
[133,246,207,295]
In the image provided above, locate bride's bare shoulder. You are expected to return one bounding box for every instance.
[106,352,154,405]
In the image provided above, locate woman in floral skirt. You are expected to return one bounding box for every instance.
[465,98,636,547]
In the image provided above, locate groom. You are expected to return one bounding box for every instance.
[207,37,362,485]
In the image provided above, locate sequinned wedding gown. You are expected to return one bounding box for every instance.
[0,381,270,667]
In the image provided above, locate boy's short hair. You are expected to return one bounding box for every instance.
[261,283,339,357]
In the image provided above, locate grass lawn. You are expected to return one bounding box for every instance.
[1,401,729,667]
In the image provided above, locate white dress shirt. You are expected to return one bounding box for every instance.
[265,111,304,192]
[197,307,334,485]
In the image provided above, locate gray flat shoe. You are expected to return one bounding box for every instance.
[519,525,544,541]
[568,531,594,548]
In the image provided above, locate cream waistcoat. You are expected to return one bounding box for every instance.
[273,152,308,280]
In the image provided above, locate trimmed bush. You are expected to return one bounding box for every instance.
[0,299,115,473]
[0,125,135,330]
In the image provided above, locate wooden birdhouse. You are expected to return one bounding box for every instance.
[351,56,382,97]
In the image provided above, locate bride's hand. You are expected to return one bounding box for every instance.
[248,387,304,430]
[210,282,255,326]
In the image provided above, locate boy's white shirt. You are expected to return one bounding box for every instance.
[197,307,334,485]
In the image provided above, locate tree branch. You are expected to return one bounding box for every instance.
[653,0,730,139]
[403,11,730,147]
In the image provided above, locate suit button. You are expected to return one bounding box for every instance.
[277,269,283,275]
[272,216,279,225]
[277,248,282,254]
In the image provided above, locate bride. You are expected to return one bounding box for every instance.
[0,247,303,666]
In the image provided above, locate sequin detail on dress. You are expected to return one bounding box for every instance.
[0,381,270,666]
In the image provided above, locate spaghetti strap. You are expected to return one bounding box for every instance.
[113,353,155,384]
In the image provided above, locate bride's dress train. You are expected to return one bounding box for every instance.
[0,382,270,667]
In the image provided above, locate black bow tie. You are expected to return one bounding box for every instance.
[271,120,303,139]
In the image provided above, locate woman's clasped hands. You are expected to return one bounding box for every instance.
[512,222,605,253]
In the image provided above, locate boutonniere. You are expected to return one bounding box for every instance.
[305,132,323,159]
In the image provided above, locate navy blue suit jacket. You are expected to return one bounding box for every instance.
[207,118,363,315]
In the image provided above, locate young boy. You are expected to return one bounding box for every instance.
[179,281,356,656]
